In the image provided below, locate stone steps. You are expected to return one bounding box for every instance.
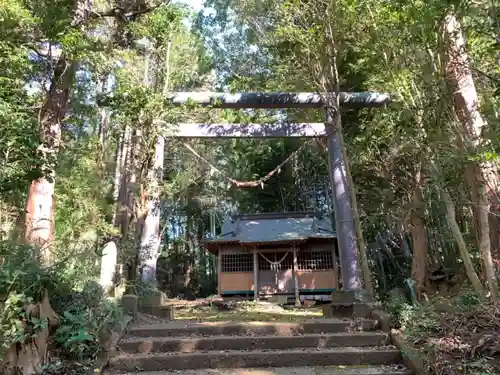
[108,347,403,372]
[107,366,413,375]
[108,314,412,374]
[119,332,388,353]
[125,319,378,338]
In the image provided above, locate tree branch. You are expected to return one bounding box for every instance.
[90,1,170,20]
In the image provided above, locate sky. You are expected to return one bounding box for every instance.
[25,0,209,96]
[178,0,204,11]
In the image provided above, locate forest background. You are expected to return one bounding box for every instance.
[0,0,498,373]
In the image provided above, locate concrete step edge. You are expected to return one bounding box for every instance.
[107,365,414,375]
[113,346,400,356]
[118,332,389,353]
[128,319,373,329]
[108,347,403,371]
[126,319,378,337]
[121,331,387,342]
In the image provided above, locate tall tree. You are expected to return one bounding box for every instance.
[23,0,88,259]
[442,10,498,299]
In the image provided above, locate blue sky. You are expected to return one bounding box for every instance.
[25,0,208,95]
[178,0,204,11]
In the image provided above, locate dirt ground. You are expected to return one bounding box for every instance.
[406,299,500,375]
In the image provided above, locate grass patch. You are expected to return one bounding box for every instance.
[173,300,323,322]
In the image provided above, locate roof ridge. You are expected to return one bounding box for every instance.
[231,217,241,237]
[315,216,335,233]
[311,216,318,232]
[235,211,322,221]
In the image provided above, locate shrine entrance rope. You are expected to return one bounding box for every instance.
[259,251,290,269]
[182,140,311,189]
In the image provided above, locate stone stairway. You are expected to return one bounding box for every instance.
[106,317,414,374]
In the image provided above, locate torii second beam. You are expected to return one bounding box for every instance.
[170,123,326,137]
[167,92,390,109]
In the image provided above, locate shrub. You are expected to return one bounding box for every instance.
[54,284,123,361]
[385,288,439,334]
[0,241,123,373]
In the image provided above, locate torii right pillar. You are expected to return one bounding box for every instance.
[324,93,389,297]
[325,107,361,292]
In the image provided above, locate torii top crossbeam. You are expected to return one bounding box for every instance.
[167,92,390,109]
[164,92,389,138]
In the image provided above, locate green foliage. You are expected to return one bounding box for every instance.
[453,287,484,311]
[28,0,76,40]
[0,243,72,303]
[0,242,123,369]
[127,279,158,298]
[0,0,36,43]
[386,292,439,335]
[0,293,38,347]
[55,296,122,361]
[56,311,96,360]
[0,4,40,205]
[132,5,186,45]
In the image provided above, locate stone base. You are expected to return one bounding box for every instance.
[122,294,139,320]
[322,302,372,318]
[331,290,369,304]
[268,295,288,305]
[140,305,175,320]
[109,282,127,299]
[136,290,174,320]
[303,300,316,308]
[141,290,166,308]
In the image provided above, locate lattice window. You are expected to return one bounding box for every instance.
[298,251,334,271]
[258,252,293,271]
[221,253,253,272]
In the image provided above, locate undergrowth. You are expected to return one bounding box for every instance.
[0,241,123,375]
[386,287,500,375]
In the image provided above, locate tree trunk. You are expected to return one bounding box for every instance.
[442,189,485,296]
[97,74,109,176]
[124,129,142,283]
[111,132,123,224]
[409,167,428,300]
[443,11,498,299]
[113,126,133,234]
[24,55,76,261]
[139,135,165,283]
[183,216,194,293]
[491,198,500,264]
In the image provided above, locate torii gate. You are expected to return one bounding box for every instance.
[167,92,390,292]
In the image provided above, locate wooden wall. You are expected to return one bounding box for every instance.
[219,246,253,294]
[218,241,338,295]
[220,272,254,294]
[297,270,338,291]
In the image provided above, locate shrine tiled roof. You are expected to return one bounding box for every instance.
[204,212,336,250]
